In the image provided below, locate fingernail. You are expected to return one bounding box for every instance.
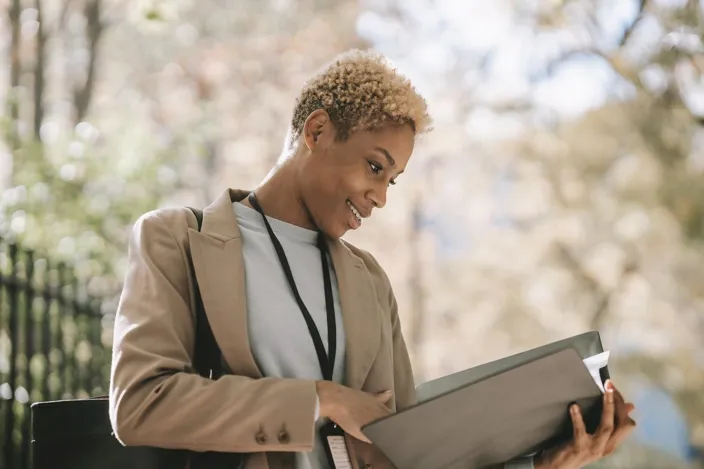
[571,404,580,415]
[606,389,614,403]
[605,379,614,391]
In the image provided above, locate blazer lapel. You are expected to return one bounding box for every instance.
[328,240,382,390]
[188,189,262,379]
[187,188,383,389]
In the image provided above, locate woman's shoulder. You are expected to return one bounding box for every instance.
[130,206,199,247]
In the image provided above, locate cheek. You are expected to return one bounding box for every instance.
[338,169,370,195]
[322,175,365,202]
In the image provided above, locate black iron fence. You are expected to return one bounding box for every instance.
[0,237,111,469]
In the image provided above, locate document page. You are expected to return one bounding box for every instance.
[582,351,609,392]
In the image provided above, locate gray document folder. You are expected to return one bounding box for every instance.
[362,332,608,469]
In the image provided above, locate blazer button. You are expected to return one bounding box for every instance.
[278,430,290,444]
[255,430,267,445]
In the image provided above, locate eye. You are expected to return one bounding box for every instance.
[368,160,397,186]
[368,161,383,174]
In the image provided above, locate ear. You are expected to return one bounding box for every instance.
[302,109,334,151]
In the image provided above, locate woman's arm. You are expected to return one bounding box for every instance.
[388,287,417,411]
[109,209,317,454]
[355,249,417,412]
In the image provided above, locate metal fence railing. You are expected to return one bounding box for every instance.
[0,237,111,469]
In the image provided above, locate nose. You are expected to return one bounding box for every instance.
[367,184,387,209]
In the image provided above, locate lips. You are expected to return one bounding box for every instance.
[346,200,363,229]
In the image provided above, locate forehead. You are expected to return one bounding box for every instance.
[344,124,415,167]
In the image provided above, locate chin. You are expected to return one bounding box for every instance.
[313,207,351,239]
[324,226,346,240]
[319,220,348,240]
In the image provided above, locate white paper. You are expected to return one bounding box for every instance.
[582,350,610,392]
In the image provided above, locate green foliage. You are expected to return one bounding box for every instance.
[2,121,183,302]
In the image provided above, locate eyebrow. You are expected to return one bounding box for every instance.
[375,147,396,167]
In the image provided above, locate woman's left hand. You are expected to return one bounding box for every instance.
[535,380,636,469]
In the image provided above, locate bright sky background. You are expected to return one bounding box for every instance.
[355,0,650,253]
[357,0,645,122]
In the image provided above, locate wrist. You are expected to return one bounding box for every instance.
[315,380,341,419]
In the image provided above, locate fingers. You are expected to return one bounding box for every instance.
[348,427,372,444]
[372,400,393,421]
[593,382,616,454]
[602,382,637,456]
[611,383,636,423]
[357,391,392,427]
[603,415,637,456]
[375,390,393,404]
[352,392,393,444]
[570,404,589,450]
[563,382,636,464]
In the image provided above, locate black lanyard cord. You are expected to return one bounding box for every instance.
[247,192,336,382]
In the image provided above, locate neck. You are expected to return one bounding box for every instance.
[246,162,316,230]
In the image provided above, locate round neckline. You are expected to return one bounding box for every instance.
[233,201,319,245]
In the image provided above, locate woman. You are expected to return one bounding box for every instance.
[109,50,635,469]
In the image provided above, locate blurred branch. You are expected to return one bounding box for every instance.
[619,0,648,46]
[58,0,75,33]
[546,46,642,86]
[583,7,603,40]
[73,0,104,124]
[522,143,641,329]
[7,0,21,148]
[546,47,608,73]
[590,258,638,330]
[555,243,638,330]
[671,83,704,126]
[652,44,704,125]
[202,140,218,201]
[546,1,704,128]
[545,0,651,85]
[684,0,702,27]
[33,0,47,139]
[408,195,426,380]
[477,99,534,114]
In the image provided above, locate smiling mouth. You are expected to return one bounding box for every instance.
[347,200,362,224]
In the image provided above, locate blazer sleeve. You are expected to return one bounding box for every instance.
[388,284,417,411]
[359,248,417,412]
[109,209,317,454]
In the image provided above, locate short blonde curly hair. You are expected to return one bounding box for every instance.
[289,50,432,145]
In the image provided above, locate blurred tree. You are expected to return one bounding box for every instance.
[508,0,704,454]
[1,0,365,309]
[7,0,21,148]
[3,0,702,465]
[71,0,104,126]
[357,0,704,464]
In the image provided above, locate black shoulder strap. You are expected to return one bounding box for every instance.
[191,207,204,231]
[187,207,224,380]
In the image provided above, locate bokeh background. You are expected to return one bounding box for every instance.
[1,0,703,468]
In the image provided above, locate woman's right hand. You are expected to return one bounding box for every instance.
[315,381,393,443]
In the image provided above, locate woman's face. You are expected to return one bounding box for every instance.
[299,116,415,239]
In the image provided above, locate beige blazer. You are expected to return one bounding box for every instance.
[109,188,417,469]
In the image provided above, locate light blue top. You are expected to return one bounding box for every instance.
[233,201,345,469]
[232,201,533,469]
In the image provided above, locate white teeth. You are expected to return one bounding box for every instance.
[347,200,361,222]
